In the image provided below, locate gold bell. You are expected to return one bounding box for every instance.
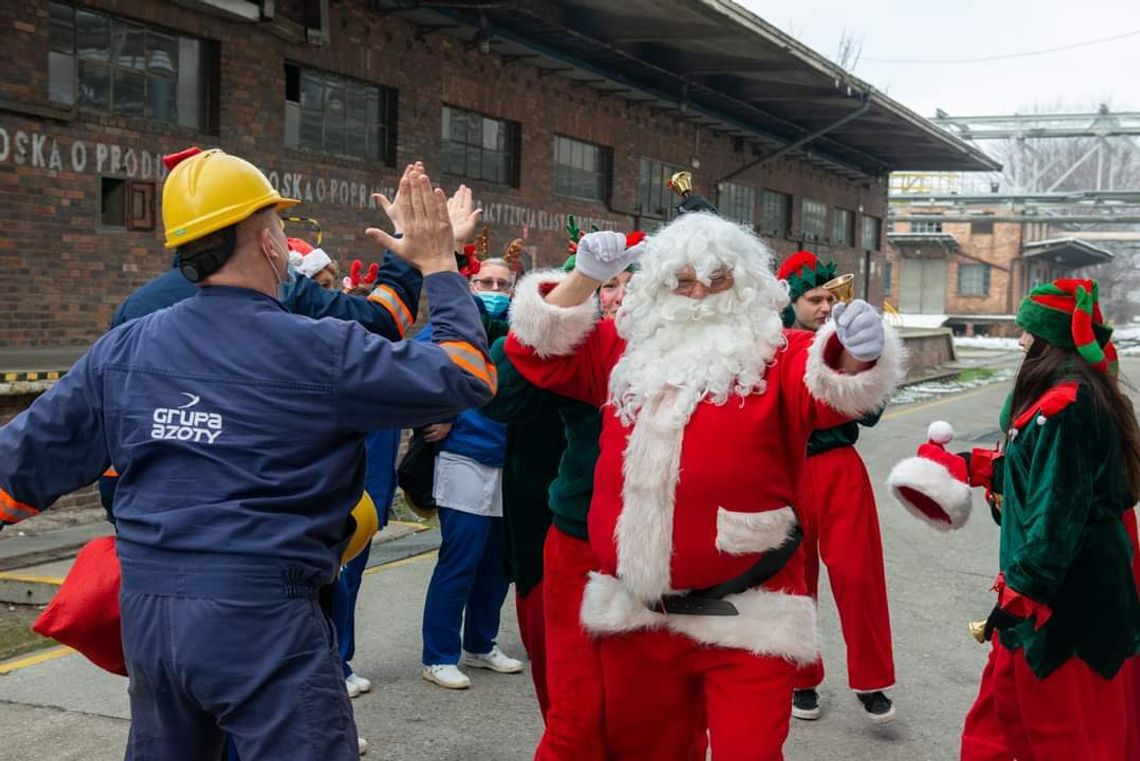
[969,620,987,644]
[823,273,855,303]
[667,170,693,197]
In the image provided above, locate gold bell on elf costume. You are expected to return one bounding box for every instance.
[341,492,379,565]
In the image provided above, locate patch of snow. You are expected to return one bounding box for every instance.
[891,367,1016,406]
[896,313,948,329]
[1112,325,1140,341]
[953,336,1021,351]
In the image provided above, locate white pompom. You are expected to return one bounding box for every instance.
[927,420,955,444]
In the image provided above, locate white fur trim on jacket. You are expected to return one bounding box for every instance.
[508,269,598,357]
[715,506,798,555]
[615,389,685,603]
[580,572,819,664]
[804,321,905,418]
[887,456,973,531]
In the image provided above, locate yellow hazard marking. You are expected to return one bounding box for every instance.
[388,520,430,532]
[0,645,76,675]
[3,373,16,382]
[0,572,65,585]
[363,549,437,577]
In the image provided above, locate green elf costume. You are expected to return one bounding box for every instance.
[890,278,1140,760]
[776,251,896,722]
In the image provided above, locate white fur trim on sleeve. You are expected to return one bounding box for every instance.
[804,320,905,418]
[715,506,797,555]
[508,269,599,357]
[887,456,973,531]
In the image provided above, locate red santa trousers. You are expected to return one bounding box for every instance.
[533,527,607,761]
[794,445,895,692]
[516,582,550,719]
[599,628,791,761]
[960,636,1128,761]
[1122,508,1140,760]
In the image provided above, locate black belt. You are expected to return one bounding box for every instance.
[650,525,804,617]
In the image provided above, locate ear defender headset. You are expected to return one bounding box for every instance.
[178,226,239,283]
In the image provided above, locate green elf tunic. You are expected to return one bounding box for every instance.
[998,378,1140,679]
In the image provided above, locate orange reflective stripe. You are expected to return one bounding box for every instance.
[103,467,119,478]
[367,285,414,337]
[442,341,498,393]
[0,488,40,524]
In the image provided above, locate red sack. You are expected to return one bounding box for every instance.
[32,535,126,676]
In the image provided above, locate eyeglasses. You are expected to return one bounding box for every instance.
[472,277,513,292]
[672,271,734,296]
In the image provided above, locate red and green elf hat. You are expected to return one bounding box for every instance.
[1016,278,1115,373]
[776,250,838,302]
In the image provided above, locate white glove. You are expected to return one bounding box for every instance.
[832,299,885,362]
[574,231,645,282]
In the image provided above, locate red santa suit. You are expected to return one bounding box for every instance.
[505,268,902,760]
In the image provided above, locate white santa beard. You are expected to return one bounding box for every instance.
[608,290,786,426]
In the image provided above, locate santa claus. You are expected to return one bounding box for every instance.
[504,212,904,760]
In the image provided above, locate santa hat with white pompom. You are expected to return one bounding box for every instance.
[887,421,974,531]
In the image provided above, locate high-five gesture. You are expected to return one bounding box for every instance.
[366,169,456,275]
[447,184,482,248]
[372,162,423,234]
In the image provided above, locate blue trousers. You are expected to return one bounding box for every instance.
[421,507,509,665]
[120,565,357,761]
[331,541,372,678]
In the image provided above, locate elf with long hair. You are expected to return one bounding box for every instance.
[957,279,1140,760]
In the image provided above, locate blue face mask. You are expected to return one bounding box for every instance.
[477,291,510,318]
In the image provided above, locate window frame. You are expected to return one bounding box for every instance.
[636,156,684,221]
[801,198,828,242]
[284,63,397,166]
[832,207,855,247]
[862,214,882,251]
[910,219,944,234]
[441,105,521,187]
[718,181,757,225]
[48,1,212,131]
[761,189,791,238]
[957,262,992,297]
[552,134,611,203]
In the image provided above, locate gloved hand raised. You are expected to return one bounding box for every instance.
[574,231,645,283]
[831,299,885,362]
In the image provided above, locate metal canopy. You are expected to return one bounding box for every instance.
[370,0,998,177]
[886,232,961,254]
[1020,237,1115,268]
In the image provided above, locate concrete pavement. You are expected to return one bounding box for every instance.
[3,360,1129,760]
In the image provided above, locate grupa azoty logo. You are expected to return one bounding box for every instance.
[151,392,223,444]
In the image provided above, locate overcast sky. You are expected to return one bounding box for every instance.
[737,0,1140,118]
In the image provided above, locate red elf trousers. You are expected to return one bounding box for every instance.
[794,445,895,693]
[515,582,549,718]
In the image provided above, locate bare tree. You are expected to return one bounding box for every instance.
[835,30,864,73]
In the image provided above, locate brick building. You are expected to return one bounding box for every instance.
[885,209,1114,335]
[0,0,990,509]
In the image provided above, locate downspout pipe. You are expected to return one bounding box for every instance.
[716,97,873,185]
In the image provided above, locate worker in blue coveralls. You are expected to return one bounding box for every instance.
[96,159,427,517]
[0,150,496,761]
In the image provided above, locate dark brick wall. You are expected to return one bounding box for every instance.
[0,0,888,350]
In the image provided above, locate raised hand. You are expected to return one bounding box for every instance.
[447,184,482,247]
[365,168,456,275]
[574,230,645,283]
[832,300,885,362]
[373,162,423,234]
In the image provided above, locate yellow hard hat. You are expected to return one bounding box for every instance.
[341,491,379,565]
[162,148,299,248]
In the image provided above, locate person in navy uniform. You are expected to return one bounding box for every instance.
[0,151,496,761]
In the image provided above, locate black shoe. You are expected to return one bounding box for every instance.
[856,691,896,724]
[791,688,821,720]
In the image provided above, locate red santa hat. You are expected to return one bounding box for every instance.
[294,247,333,278]
[887,421,973,532]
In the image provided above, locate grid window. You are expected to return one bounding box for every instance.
[719,182,756,225]
[553,136,610,202]
[958,263,991,296]
[911,220,944,234]
[637,157,683,220]
[801,199,827,241]
[884,260,892,295]
[761,190,791,237]
[441,105,519,186]
[48,2,210,130]
[285,64,396,164]
[862,215,881,250]
[833,208,855,246]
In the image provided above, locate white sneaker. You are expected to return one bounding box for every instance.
[346,678,361,699]
[358,736,368,756]
[346,673,372,694]
[461,645,524,674]
[422,664,472,689]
